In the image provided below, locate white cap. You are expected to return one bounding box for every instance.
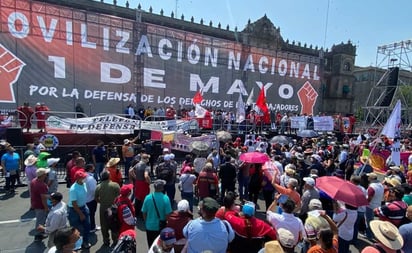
[303,177,315,186]
[177,199,190,212]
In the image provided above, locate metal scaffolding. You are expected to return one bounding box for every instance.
[363,39,412,128]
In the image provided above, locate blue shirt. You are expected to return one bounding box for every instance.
[400,223,412,253]
[339,150,348,164]
[1,152,20,171]
[92,146,106,163]
[68,182,87,207]
[141,192,172,231]
[183,218,235,253]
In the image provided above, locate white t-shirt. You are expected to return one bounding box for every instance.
[333,208,357,241]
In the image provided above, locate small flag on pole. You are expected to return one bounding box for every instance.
[192,89,203,104]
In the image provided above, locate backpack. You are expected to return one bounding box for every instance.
[112,235,136,253]
[158,164,173,182]
[105,201,127,231]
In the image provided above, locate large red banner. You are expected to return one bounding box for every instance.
[0,0,321,115]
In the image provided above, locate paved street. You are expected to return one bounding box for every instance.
[0,178,371,253]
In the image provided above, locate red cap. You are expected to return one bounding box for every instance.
[120,184,133,196]
[74,170,87,181]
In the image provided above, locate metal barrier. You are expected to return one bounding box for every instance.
[0,144,121,182]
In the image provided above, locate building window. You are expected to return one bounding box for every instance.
[343,62,352,71]
[343,85,350,94]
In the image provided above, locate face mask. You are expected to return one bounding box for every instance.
[73,236,83,250]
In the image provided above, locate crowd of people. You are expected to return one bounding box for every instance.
[2,130,412,252]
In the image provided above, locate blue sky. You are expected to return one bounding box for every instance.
[110,0,411,67]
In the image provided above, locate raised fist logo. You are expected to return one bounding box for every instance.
[297,81,318,115]
[0,44,26,103]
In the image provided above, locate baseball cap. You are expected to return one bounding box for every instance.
[74,170,87,181]
[163,154,171,161]
[50,192,63,202]
[36,168,50,177]
[242,201,255,217]
[277,228,296,248]
[308,199,323,210]
[160,227,176,245]
[163,148,170,153]
[278,194,289,204]
[120,184,133,196]
[123,139,130,145]
[177,199,190,212]
[200,197,220,212]
[303,177,315,186]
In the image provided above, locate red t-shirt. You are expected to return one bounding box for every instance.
[108,167,123,186]
[30,178,48,209]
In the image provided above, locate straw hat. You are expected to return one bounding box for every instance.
[263,240,284,253]
[384,177,401,187]
[24,155,37,166]
[370,220,403,250]
[284,164,296,175]
[106,157,120,167]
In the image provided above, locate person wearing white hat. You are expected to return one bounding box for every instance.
[299,177,320,222]
[24,154,38,198]
[365,172,385,241]
[166,199,193,251]
[47,157,60,194]
[31,167,51,241]
[361,220,404,253]
[121,136,138,181]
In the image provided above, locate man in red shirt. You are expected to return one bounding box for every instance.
[35,102,49,132]
[30,168,50,241]
[70,157,86,185]
[66,151,80,187]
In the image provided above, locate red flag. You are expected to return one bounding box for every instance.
[256,88,270,123]
[193,90,203,104]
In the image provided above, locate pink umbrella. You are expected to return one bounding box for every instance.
[239,152,270,164]
[316,176,368,207]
